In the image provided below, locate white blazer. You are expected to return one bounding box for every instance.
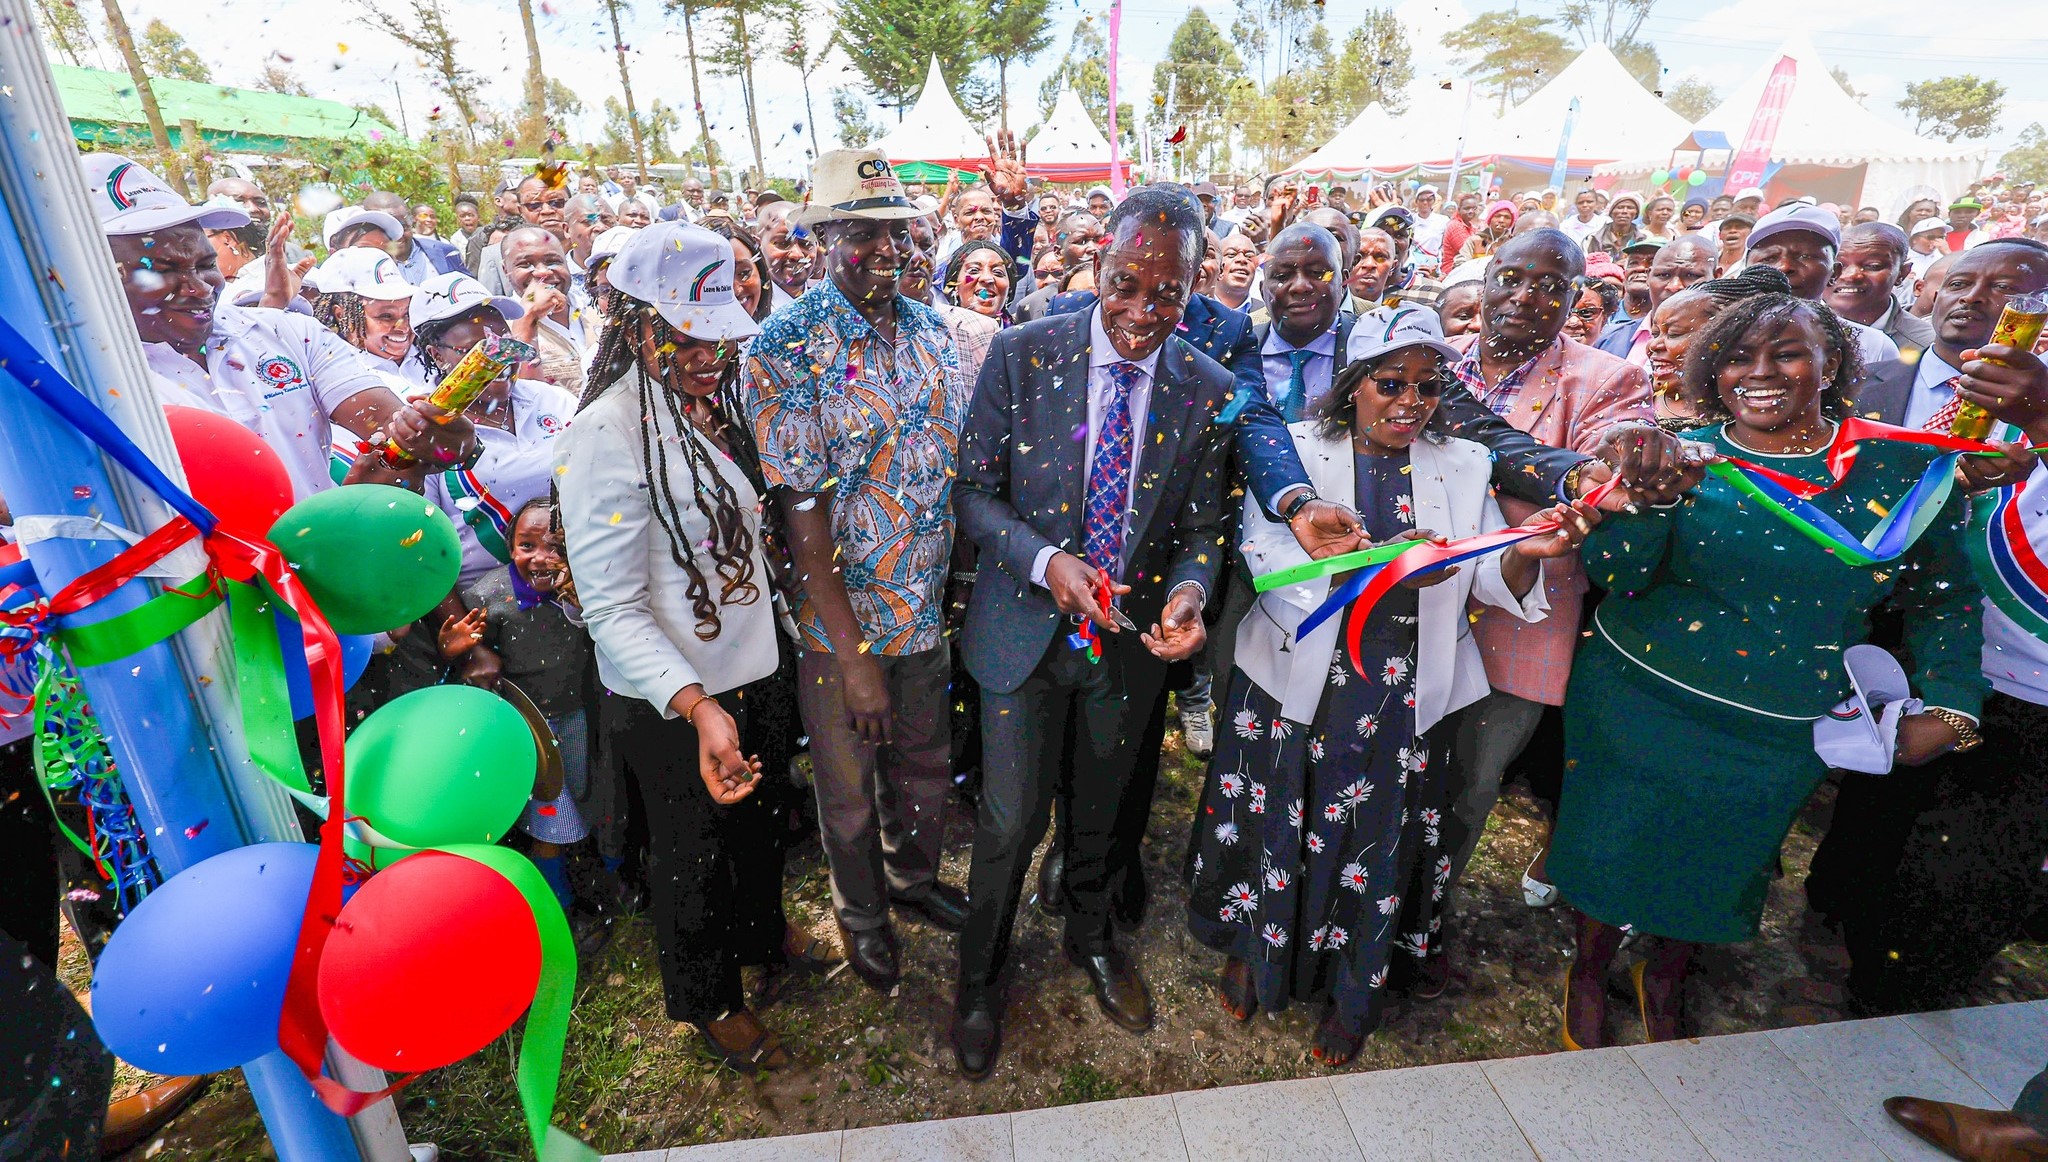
[1236,423,1550,734]
[554,384,778,715]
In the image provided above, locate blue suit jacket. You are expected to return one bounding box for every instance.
[1042,290,1304,512]
[414,235,471,277]
[1594,315,1639,359]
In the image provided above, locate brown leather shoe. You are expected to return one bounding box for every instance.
[837,920,900,993]
[102,1075,207,1158]
[1884,1096,2048,1161]
[1067,944,1152,1032]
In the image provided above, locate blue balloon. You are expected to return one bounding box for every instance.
[276,611,373,720]
[91,842,319,1074]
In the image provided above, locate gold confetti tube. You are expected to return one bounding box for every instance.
[382,334,536,462]
[1952,292,2048,440]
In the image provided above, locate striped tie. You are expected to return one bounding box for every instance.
[1083,362,1141,576]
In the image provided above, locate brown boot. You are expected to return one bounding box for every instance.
[101,1075,206,1158]
[1884,1096,2048,1161]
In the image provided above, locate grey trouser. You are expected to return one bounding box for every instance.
[1443,690,1547,907]
[797,643,954,931]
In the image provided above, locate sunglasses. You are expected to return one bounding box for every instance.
[520,196,570,211]
[1369,376,1446,399]
[1570,305,1605,320]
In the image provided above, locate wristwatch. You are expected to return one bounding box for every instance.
[1281,488,1320,522]
[1922,706,1984,753]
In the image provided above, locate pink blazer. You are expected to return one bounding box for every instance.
[1452,334,1654,705]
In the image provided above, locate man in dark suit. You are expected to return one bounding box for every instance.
[951,186,1231,1078]
[1826,222,1938,362]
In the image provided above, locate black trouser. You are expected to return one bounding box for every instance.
[1808,691,2048,1014]
[607,686,790,1026]
[958,634,1164,1005]
[0,739,114,1157]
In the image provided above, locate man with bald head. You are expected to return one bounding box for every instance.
[1434,228,1655,988]
[560,192,609,291]
[362,189,468,282]
[1596,232,1717,362]
[499,226,587,393]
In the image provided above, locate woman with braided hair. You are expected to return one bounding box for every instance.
[306,247,429,392]
[555,222,828,1073]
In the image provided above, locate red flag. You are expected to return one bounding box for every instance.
[1724,56,1797,193]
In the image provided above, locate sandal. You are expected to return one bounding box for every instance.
[1522,853,1559,908]
[1310,1009,1366,1067]
[784,921,844,969]
[1631,959,1687,1043]
[1561,965,1604,1051]
[699,1008,792,1074]
[1218,956,1257,1022]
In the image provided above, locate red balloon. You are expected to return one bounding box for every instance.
[164,406,296,534]
[317,851,540,1072]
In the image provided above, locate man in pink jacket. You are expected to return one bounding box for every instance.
[1434,229,1654,979]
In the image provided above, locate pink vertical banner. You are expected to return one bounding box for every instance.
[1106,0,1125,197]
[1723,56,1797,193]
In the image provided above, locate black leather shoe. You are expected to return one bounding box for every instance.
[1111,865,1147,932]
[1067,944,1153,1032]
[951,995,1002,1080]
[837,920,900,993]
[1037,847,1065,917]
[891,881,970,932]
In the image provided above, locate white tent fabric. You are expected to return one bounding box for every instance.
[1029,88,1113,165]
[873,56,986,168]
[1275,102,1402,180]
[1597,36,1988,212]
[1469,44,1691,167]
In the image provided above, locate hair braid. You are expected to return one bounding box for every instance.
[310,291,369,348]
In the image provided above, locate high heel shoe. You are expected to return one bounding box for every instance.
[1631,959,1684,1043]
[1561,968,1595,1051]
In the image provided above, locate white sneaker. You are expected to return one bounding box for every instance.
[408,1146,441,1162]
[1181,705,1215,759]
[1521,853,1559,908]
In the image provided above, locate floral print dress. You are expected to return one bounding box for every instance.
[1187,449,1449,1038]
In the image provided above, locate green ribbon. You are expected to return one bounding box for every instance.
[1251,538,1426,593]
[434,844,597,1162]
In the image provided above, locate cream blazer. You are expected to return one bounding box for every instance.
[1236,423,1550,734]
[554,384,778,715]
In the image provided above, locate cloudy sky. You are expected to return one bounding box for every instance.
[83,0,2048,179]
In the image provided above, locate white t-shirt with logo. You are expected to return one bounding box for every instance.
[142,303,390,501]
[422,378,580,586]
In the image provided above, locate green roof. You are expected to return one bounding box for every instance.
[52,64,399,154]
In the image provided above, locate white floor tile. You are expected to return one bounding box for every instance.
[1012,1094,1188,1162]
[841,1113,1011,1162]
[1628,1031,1888,1161]
[1770,1016,2003,1160]
[1172,1077,1364,1161]
[1483,1047,1711,1162]
[661,1130,842,1161]
[1329,1060,1536,1162]
[1903,1002,2048,1107]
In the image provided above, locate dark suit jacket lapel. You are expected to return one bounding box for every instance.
[1043,310,1095,549]
[1854,357,1918,425]
[1128,339,1194,554]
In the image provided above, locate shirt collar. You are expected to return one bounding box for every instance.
[1915,347,1961,389]
[1089,305,1164,378]
[1261,316,1341,357]
[814,277,938,341]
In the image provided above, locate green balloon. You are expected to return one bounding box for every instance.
[1688,169,1708,186]
[344,686,536,849]
[270,485,461,636]
[1650,168,1669,186]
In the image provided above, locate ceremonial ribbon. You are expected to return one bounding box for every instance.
[1066,568,1117,663]
[0,315,589,1160]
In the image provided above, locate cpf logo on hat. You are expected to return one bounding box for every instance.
[607,222,761,341]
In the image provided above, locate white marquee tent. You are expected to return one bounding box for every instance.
[1597,36,1990,214]
[1469,44,1692,174]
[1025,88,1129,184]
[873,56,987,181]
[1273,101,1405,181]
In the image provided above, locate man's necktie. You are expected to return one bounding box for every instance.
[1278,348,1316,423]
[1922,375,1967,433]
[1084,362,1141,576]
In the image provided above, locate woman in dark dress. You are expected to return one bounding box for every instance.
[1188,311,1600,1065]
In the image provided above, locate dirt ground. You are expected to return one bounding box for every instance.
[79,729,2048,1160]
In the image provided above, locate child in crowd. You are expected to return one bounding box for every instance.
[439,496,613,952]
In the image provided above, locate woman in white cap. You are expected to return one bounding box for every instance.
[306,247,427,392]
[1186,308,1595,1067]
[555,222,828,1072]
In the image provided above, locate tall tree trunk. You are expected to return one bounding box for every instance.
[100,0,185,196]
[680,2,718,173]
[735,11,765,190]
[801,72,821,159]
[603,0,647,178]
[517,0,548,148]
[998,58,1009,131]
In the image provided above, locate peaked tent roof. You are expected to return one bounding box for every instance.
[1275,102,1402,180]
[1024,88,1130,183]
[54,64,396,153]
[873,56,987,173]
[1470,44,1691,167]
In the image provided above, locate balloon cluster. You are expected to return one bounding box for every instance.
[1648,166,1712,194]
[89,410,553,1084]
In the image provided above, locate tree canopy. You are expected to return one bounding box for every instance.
[1898,74,2006,142]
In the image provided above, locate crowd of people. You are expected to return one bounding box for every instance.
[8,136,2048,1161]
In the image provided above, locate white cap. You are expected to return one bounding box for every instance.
[1813,644,1922,775]
[1734,186,1766,202]
[409,271,525,330]
[82,153,249,236]
[587,225,639,269]
[1909,216,1948,237]
[608,221,760,341]
[1747,204,1842,252]
[1346,304,1463,366]
[1415,184,1441,196]
[311,247,415,301]
[321,206,405,248]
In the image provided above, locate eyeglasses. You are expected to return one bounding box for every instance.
[520,196,570,212]
[1370,375,1446,399]
[1489,269,1573,298]
[1569,306,1605,320]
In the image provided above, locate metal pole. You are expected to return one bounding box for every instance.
[0,5,395,1158]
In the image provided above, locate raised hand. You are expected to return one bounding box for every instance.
[982,129,1030,210]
